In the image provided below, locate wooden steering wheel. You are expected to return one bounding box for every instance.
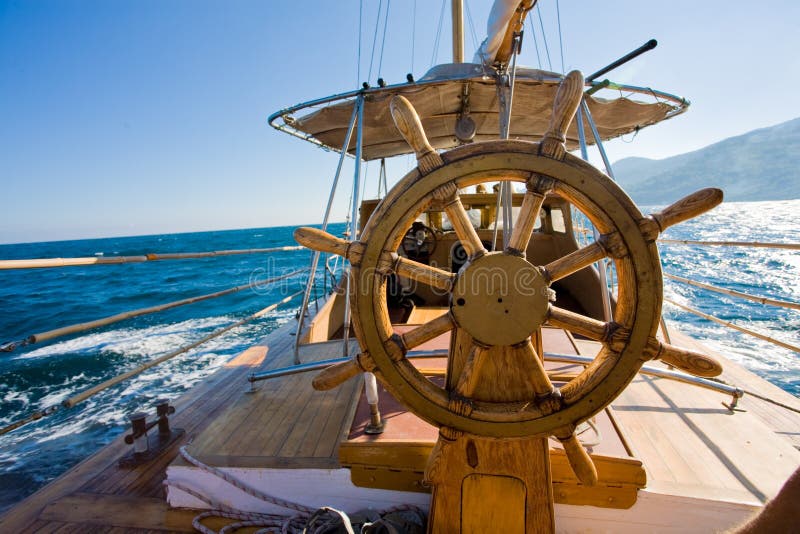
[295,71,723,485]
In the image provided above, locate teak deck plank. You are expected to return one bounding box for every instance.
[3,307,800,533]
[181,337,361,466]
[39,492,196,532]
[575,333,800,505]
[0,323,288,533]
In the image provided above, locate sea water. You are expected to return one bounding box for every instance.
[0,201,797,511]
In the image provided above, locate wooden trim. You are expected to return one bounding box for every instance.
[339,437,645,509]
[40,493,197,532]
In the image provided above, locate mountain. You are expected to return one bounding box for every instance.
[612,117,800,204]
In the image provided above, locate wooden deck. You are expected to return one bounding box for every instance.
[0,321,299,533]
[173,339,361,470]
[1,310,799,532]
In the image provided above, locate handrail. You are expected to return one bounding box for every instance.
[0,269,307,352]
[659,239,800,250]
[543,352,744,399]
[666,273,800,311]
[249,349,447,383]
[0,246,305,270]
[250,348,747,406]
[664,298,800,354]
[0,290,304,437]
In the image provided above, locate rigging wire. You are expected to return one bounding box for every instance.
[0,269,307,352]
[430,0,447,68]
[535,3,553,70]
[410,0,416,73]
[367,0,384,82]
[527,17,542,69]
[556,0,565,72]
[0,291,305,438]
[361,160,370,204]
[464,0,480,52]
[357,0,363,85]
[377,0,391,79]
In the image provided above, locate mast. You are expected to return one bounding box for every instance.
[452,0,464,63]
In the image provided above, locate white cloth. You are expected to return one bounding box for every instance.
[472,0,521,65]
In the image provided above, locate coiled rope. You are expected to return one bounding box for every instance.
[166,446,426,534]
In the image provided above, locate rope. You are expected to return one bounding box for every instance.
[410,0,416,73]
[0,246,305,271]
[166,446,426,534]
[0,291,304,437]
[659,239,800,250]
[664,298,800,354]
[738,387,800,414]
[464,0,479,51]
[666,273,800,311]
[357,0,363,85]
[366,0,383,82]
[528,17,542,69]
[556,0,565,72]
[430,0,447,68]
[178,446,315,514]
[535,3,552,70]
[1,269,307,352]
[377,0,391,79]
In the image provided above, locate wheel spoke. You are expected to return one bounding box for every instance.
[544,242,606,283]
[453,345,489,398]
[515,338,556,398]
[394,256,455,292]
[547,306,607,341]
[435,184,486,258]
[555,430,598,486]
[293,226,362,261]
[401,312,456,351]
[506,190,545,254]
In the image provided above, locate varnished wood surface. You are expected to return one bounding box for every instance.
[575,329,800,504]
[3,311,799,532]
[176,338,361,468]
[0,320,314,533]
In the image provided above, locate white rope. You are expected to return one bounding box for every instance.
[168,446,426,534]
[178,446,314,514]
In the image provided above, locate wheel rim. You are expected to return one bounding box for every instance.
[353,141,663,438]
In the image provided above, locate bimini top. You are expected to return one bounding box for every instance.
[268,63,688,161]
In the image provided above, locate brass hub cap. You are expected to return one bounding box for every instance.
[450,252,549,346]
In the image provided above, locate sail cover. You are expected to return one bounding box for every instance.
[276,63,687,161]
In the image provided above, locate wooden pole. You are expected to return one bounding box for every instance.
[666,273,800,311]
[665,298,800,354]
[0,290,303,436]
[659,239,800,250]
[0,246,304,270]
[62,290,303,408]
[451,0,464,63]
[2,269,306,351]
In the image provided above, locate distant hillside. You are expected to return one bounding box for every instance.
[613,117,800,204]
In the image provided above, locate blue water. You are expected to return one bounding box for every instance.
[0,201,798,512]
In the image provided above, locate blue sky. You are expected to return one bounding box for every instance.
[2,1,799,244]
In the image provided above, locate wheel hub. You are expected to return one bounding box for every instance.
[450,252,549,346]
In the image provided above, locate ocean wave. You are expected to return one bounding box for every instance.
[0,211,796,511]
[18,316,236,360]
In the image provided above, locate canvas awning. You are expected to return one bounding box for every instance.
[273,63,687,161]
